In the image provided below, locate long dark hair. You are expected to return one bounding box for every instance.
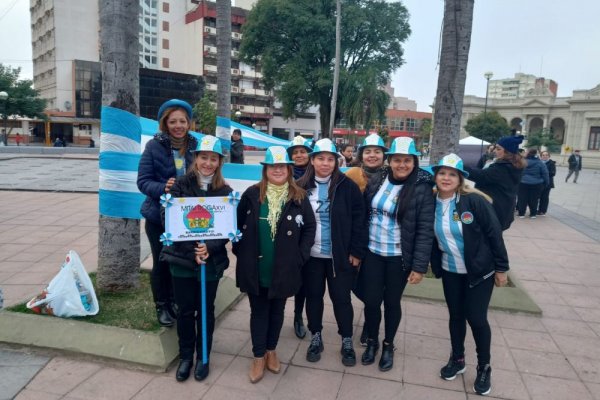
[297,154,344,199]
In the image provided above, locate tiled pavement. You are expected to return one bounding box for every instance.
[1,155,600,399]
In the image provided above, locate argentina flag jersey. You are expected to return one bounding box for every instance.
[434,195,467,274]
[308,177,332,258]
[368,180,402,256]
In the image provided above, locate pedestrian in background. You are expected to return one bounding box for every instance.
[233,146,316,384]
[538,150,556,216]
[230,128,245,164]
[517,148,549,219]
[339,143,354,167]
[431,153,509,396]
[138,99,197,328]
[565,149,583,183]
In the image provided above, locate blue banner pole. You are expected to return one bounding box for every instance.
[199,240,208,366]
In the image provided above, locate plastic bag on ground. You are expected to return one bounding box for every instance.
[26,251,99,317]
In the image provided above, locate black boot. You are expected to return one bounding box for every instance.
[294,312,307,339]
[194,361,210,381]
[378,341,395,371]
[175,359,193,382]
[167,301,179,320]
[156,302,175,327]
[361,338,379,365]
[359,324,368,347]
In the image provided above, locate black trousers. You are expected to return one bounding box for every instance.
[145,220,173,304]
[248,287,286,357]
[517,183,544,217]
[538,185,552,214]
[362,251,410,344]
[172,276,219,361]
[441,270,494,366]
[294,284,305,317]
[304,257,356,338]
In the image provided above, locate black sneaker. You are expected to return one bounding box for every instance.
[473,364,491,395]
[340,337,356,366]
[359,325,368,347]
[306,332,324,362]
[440,356,466,381]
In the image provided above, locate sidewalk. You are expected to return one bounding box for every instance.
[1,164,600,399]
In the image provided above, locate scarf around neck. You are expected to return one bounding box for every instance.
[265,182,289,240]
[196,171,214,191]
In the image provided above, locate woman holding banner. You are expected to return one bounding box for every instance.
[138,99,198,328]
[234,146,316,383]
[160,135,232,382]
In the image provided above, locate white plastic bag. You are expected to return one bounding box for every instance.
[26,251,99,317]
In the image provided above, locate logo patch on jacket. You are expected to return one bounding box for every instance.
[460,211,474,224]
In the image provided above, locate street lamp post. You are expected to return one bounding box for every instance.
[234,110,241,122]
[480,71,493,158]
[0,91,8,146]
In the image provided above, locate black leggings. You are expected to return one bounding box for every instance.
[303,257,356,338]
[538,185,552,214]
[362,251,410,344]
[294,285,305,317]
[441,270,494,365]
[172,275,219,361]
[145,220,173,304]
[248,287,286,358]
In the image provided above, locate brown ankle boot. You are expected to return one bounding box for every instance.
[265,350,281,373]
[249,356,266,383]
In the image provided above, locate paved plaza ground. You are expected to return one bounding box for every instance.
[1,152,600,399]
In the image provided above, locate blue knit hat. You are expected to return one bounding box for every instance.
[497,135,524,154]
[157,99,193,121]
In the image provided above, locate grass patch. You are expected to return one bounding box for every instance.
[7,271,161,332]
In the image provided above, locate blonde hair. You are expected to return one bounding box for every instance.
[434,168,493,203]
[257,165,306,203]
[158,106,190,157]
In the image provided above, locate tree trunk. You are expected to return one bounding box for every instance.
[217,0,232,118]
[319,97,331,139]
[328,0,341,139]
[430,0,474,164]
[98,0,140,291]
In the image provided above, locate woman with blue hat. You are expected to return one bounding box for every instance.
[430,153,509,396]
[137,99,197,328]
[296,139,367,367]
[160,135,232,382]
[233,146,316,383]
[358,136,435,372]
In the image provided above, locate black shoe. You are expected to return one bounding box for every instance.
[306,332,324,362]
[359,325,368,347]
[440,355,466,381]
[175,359,193,382]
[167,302,179,320]
[473,364,491,395]
[340,337,356,367]
[156,302,175,327]
[378,341,395,371]
[294,313,307,339]
[194,362,209,381]
[361,338,379,365]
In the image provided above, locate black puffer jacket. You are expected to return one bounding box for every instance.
[233,185,316,299]
[159,172,233,278]
[137,133,198,225]
[364,168,435,273]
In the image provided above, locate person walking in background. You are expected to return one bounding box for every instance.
[286,135,314,339]
[465,135,526,230]
[431,153,509,396]
[538,150,556,216]
[517,148,549,219]
[15,133,22,146]
[233,146,316,384]
[160,136,232,382]
[138,99,198,328]
[230,128,245,164]
[565,149,582,183]
[297,139,367,367]
[358,137,434,372]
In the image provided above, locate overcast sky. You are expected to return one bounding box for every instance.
[1,0,599,112]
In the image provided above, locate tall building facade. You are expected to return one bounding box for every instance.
[487,73,558,99]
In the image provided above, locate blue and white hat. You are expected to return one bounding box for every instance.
[359,133,388,152]
[310,138,338,156]
[431,153,469,178]
[194,135,224,156]
[286,136,313,157]
[261,146,295,165]
[157,99,193,120]
[386,137,421,156]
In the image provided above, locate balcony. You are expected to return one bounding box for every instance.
[239,88,270,97]
[205,83,217,91]
[203,64,217,74]
[203,45,217,55]
[233,105,272,116]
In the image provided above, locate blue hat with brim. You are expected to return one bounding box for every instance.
[158,99,193,121]
[194,135,224,157]
[431,153,469,178]
[359,133,388,152]
[386,137,421,156]
[286,136,313,157]
[310,138,338,156]
[261,146,295,165]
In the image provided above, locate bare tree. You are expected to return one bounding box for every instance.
[430,0,474,164]
[97,0,140,291]
[328,0,341,138]
[217,0,232,119]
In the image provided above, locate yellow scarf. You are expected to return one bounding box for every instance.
[266,182,289,240]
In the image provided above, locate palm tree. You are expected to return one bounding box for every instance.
[97,0,140,291]
[430,0,475,164]
[328,0,342,138]
[216,0,232,119]
[341,70,390,136]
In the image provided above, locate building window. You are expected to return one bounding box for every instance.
[162,2,169,13]
[162,39,169,49]
[589,127,600,150]
[162,58,169,68]
[406,118,417,132]
[162,21,169,31]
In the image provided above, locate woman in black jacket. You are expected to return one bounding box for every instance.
[538,150,556,216]
[359,137,435,372]
[233,146,316,384]
[137,99,198,327]
[297,139,367,367]
[160,135,232,382]
[431,154,509,396]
